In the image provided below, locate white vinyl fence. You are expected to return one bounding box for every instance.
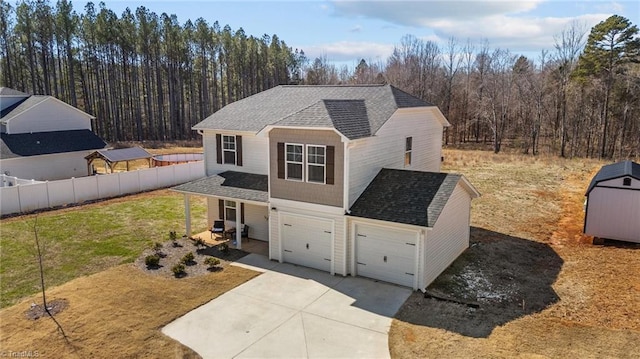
[0,161,205,216]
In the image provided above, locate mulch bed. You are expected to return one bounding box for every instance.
[24,298,69,320]
[133,237,249,278]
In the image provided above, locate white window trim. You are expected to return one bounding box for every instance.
[224,200,237,221]
[285,143,304,181]
[222,135,236,165]
[404,136,412,167]
[306,144,326,184]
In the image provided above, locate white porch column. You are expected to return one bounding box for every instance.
[184,194,191,236]
[235,200,242,249]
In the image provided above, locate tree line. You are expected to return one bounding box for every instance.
[1,1,638,159]
[0,0,305,141]
[305,16,640,159]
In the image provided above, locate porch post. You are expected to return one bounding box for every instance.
[184,194,191,236]
[235,200,241,249]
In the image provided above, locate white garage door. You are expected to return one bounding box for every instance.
[281,214,333,272]
[355,224,417,287]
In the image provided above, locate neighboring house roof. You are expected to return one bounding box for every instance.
[348,168,474,227]
[1,95,95,128]
[586,160,640,195]
[0,87,28,96]
[172,171,268,203]
[0,96,39,118]
[193,85,435,139]
[0,129,108,159]
[0,96,51,122]
[85,147,152,162]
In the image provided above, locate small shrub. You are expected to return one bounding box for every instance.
[193,237,205,248]
[169,231,177,241]
[145,254,160,268]
[218,242,229,255]
[204,257,220,269]
[172,263,186,277]
[181,252,195,264]
[153,242,163,251]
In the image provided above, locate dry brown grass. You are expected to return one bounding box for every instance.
[390,149,640,358]
[0,264,258,358]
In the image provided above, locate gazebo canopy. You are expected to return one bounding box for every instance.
[85,146,153,173]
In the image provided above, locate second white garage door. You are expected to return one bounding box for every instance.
[355,223,417,288]
[281,214,333,272]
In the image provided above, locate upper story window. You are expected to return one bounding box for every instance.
[286,144,303,180]
[216,134,243,166]
[307,145,326,183]
[223,135,236,164]
[404,137,412,167]
[623,178,631,186]
[277,142,334,185]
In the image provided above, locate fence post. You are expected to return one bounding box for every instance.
[71,177,77,203]
[46,181,51,208]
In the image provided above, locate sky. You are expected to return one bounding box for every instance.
[101,0,640,67]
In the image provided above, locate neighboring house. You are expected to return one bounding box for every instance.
[173,85,479,290]
[0,87,108,180]
[584,160,640,243]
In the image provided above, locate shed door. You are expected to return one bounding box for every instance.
[355,224,417,287]
[281,214,332,272]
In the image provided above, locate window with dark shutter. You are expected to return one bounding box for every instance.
[277,142,285,179]
[216,134,222,164]
[326,146,335,185]
[236,136,243,166]
[240,203,245,223]
[218,199,225,219]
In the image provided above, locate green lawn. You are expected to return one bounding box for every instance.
[0,190,207,308]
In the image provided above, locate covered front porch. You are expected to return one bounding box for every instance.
[171,171,269,251]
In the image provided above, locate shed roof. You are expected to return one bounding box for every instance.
[586,160,640,195]
[0,129,108,158]
[172,171,268,203]
[348,168,478,227]
[85,147,152,162]
[193,84,437,139]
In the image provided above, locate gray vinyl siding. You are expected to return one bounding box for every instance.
[269,128,344,207]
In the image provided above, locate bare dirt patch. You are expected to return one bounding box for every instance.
[24,298,69,320]
[390,149,640,358]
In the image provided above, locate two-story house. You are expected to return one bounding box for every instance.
[173,85,479,291]
[0,87,108,180]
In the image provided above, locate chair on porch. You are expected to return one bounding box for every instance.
[210,220,225,239]
[241,224,249,240]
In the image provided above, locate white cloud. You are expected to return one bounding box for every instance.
[331,0,544,25]
[300,41,395,62]
[350,24,363,32]
[329,1,614,53]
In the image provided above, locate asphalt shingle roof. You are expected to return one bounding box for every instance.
[586,160,640,195]
[348,168,462,227]
[193,85,432,139]
[88,147,152,162]
[1,130,108,158]
[172,171,268,203]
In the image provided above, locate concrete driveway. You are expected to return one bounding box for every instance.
[162,254,412,359]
